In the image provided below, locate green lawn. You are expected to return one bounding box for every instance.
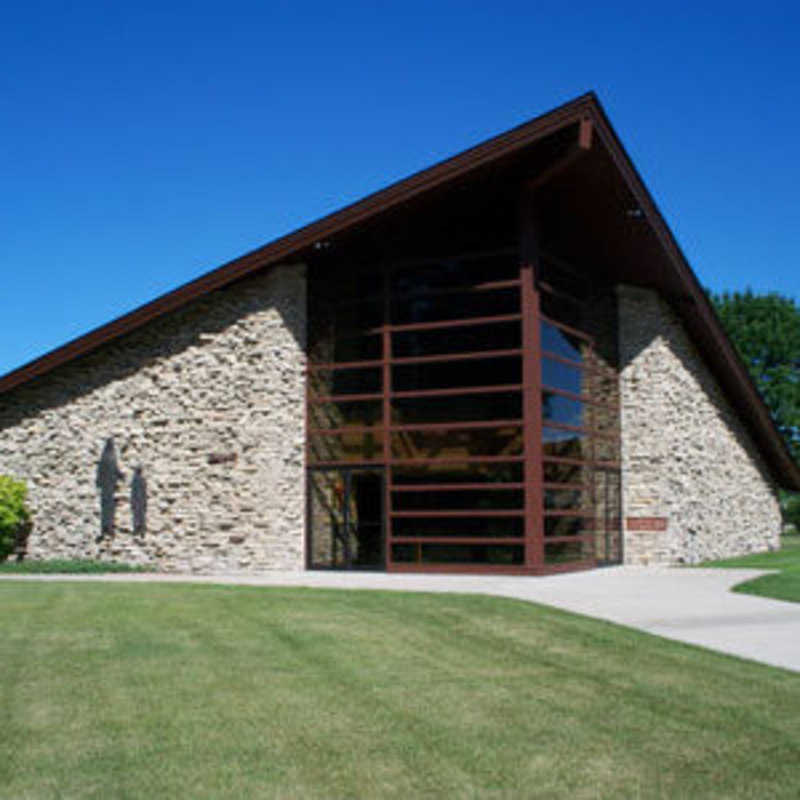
[0,559,146,574]
[704,534,800,603]
[2,584,800,798]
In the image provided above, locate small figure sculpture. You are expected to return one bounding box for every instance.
[95,438,123,542]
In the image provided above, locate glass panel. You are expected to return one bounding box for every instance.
[330,333,383,363]
[593,436,620,463]
[540,258,591,301]
[540,292,584,331]
[541,358,588,396]
[392,287,518,326]
[308,431,384,464]
[544,516,594,538]
[540,321,587,364]
[419,544,524,565]
[390,253,518,295]
[544,539,593,564]
[311,266,384,302]
[543,459,591,484]
[542,427,590,460]
[393,356,520,392]
[310,400,382,430]
[593,470,622,563]
[309,331,382,364]
[391,426,522,460]
[392,543,417,563]
[392,462,524,486]
[392,321,520,358]
[392,392,522,424]
[309,469,384,568]
[309,470,347,568]
[309,368,381,397]
[392,516,524,538]
[542,392,588,427]
[393,488,524,511]
[544,488,591,512]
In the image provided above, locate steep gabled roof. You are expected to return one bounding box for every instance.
[2,93,798,489]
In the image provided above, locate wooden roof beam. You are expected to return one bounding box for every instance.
[579,116,593,150]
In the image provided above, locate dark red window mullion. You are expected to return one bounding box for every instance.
[521,261,544,570]
[309,391,383,404]
[541,350,607,373]
[540,314,595,344]
[391,510,524,518]
[543,421,620,440]
[368,313,522,335]
[542,384,619,409]
[543,510,596,518]
[537,281,587,306]
[588,399,598,562]
[391,278,521,302]
[391,455,524,466]
[391,419,522,433]
[393,384,523,400]
[307,358,384,372]
[543,481,592,491]
[392,348,523,367]
[545,534,596,544]
[392,537,525,546]
[392,482,525,492]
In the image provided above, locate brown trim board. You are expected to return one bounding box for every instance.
[2,91,798,490]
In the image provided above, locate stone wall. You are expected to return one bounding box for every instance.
[617,285,781,564]
[0,264,307,572]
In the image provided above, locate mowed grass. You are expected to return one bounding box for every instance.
[0,559,146,574]
[2,584,800,798]
[705,533,800,603]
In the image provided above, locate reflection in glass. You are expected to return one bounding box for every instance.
[391,426,522,460]
[393,321,520,358]
[544,540,592,564]
[541,321,586,364]
[393,488,524,511]
[542,427,589,459]
[542,392,586,427]
[309,431,384,464]
[544,516,593,538]
[391,543,524,565]
[310,400,382,430]
[541,358,586,395]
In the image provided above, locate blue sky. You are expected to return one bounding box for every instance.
[2,1,799,375]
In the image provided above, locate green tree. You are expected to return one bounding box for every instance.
[711,290,800,462]
[711,290,800,529]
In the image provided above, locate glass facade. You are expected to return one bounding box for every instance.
[306,250,621,573]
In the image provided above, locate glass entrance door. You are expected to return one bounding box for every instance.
[308,468,385,569]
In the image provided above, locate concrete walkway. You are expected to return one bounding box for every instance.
[4,566,800,673]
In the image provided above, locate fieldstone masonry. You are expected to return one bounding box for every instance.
[0,264,307,572]
[0,269,784,572]
[617,285,781,564]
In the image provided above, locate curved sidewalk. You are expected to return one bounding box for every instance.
[3,565,800,672]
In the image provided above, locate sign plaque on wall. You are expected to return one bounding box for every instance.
[626,517,669,532]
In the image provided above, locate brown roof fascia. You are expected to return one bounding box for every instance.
[586,103,800,491]
[2,91,797,490]
[0,92,595,398]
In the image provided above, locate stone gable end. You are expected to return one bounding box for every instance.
[618,285,781,564]
[0,264,307,572]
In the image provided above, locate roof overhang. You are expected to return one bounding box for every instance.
[2,92,798,490]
